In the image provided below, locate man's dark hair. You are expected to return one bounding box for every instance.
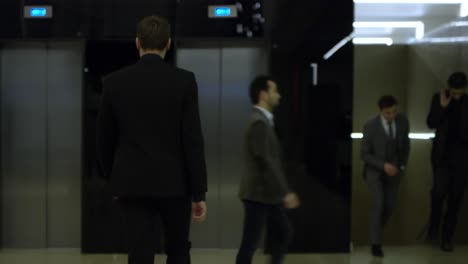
[136,16,171,51]
[249,76,274,104]
[448,72,467,89]
[378,95,398,109]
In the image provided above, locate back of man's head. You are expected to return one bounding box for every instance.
[448,72,467,89]
[137,16,171,51]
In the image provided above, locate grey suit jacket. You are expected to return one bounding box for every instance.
[361,113,410,178]
[238,108,290,204]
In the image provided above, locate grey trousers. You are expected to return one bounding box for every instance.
[366,171,401,244]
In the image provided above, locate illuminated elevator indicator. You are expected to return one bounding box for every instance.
[215,7,231,17]
[208,5,237,18]
[24,6,53,19]
[30,8,47,17]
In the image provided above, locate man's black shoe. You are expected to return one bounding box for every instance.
[441,240,454,252]
[371,244,384,257]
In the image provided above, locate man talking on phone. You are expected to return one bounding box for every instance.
[427,72,468,252]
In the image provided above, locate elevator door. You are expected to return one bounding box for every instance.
[0,42,82,248]
[177,46,268,248]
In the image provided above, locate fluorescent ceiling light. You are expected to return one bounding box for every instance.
[353,37,393,45]
[421,20,468,39]
[461,2,468,17]
[351,132,435,139]
[323,32,355,60]
[418,36,468,43]
[353,21,425,39]
[408,133,435,139]
[451,21,468,27]
[355,0,465,4]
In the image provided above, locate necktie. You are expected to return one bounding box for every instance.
[388,121,394,139]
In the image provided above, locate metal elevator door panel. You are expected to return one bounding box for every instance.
[176,48,222,248]
[219,47,268,248]
[46,42,82,248]
[0,42,83,248]
[177,46,267,248]
[1,43,48,248]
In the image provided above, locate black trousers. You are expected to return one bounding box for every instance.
[120,197,192,264]
[430,148,468,243]
[236,200,292,264]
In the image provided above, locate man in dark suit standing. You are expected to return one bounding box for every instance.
[97,16,207,264]
[427,72,468,252]
[361,95,410,257]
[236,76,300,264]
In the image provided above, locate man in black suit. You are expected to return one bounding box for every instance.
[361,95,410,257]
[97,16,207,264]
[427,72,468,252]
[236,76,300,264]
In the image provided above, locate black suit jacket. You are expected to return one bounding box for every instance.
[97,54,207,201]
[427,93,468,168]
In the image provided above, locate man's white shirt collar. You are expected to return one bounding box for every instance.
[254,106,274,126]
[380,115,396,138]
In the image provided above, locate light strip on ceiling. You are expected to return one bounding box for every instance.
[351,133,364,139]
[420,20,468,40]
[351,133,435,139]
[353,21,425,39]
[451,21,468,27]
[323,32,355,60]
[354,0,465,4]
[353,37,393,45]
[418,36,468,43]
[461,2,468,17]
[409,133,436,140]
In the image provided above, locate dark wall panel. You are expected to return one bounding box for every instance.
[0,1,21,38]
[21,0,84,38]
[270,0,353,59]
[100,0,176,39]
[268,0,353,253]
[1,0,264,40]
[270,47,353,253]
[82,41,139,253]
[176,0,264,38]
[0,0,176,40]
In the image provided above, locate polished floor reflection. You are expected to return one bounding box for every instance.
[0,246,467,264]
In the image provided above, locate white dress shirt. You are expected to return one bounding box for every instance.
[254,106,274,126]
[380,115,396,139]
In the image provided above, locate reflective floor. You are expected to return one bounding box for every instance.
[0,246,467,264]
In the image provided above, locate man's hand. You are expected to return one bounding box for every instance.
[283,193,300,209]
[192,202,207,222]
[440,88,451,108]
[384,162,399,177]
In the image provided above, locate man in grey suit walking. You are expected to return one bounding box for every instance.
[361,95,410,257]
[236,76,300,264]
